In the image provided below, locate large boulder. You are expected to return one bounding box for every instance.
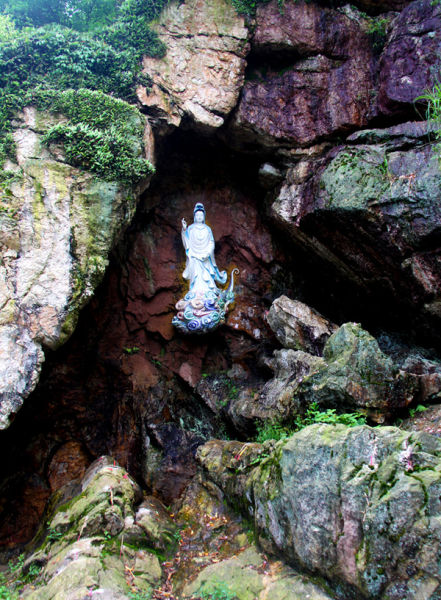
[198,425,441,599]
[228,323,420,426]
[267,295,338,355]
[297,323,419,421]
[20,457,165,599]
[182,546,334,600]
[137,0,249,131]
[0,106,153,428]
[378,0,441,114]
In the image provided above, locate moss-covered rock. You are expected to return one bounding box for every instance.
[297,323,420,421]
[271,121,441,341]
[197,426,441,599]
[183,546,334,600]
[0,103,154,429]
[18,457,163,599]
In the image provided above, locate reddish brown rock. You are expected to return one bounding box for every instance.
[378,0,441,114]
[47,441,89,492]
[230,1,376,148]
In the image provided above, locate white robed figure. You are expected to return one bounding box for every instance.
[181,203,227,294]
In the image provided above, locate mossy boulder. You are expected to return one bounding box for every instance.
[183,546,334,600]
[198,426,441,599]
[297,323,420,421]
[20,457,164,599]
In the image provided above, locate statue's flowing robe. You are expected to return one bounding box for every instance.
[182,223,227,294]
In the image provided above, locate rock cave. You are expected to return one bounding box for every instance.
[1,0,441,597]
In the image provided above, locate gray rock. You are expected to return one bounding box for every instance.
[297,323,420,421]
[267,295,338,355]
[0,106,153,428]
[198,425,441,599]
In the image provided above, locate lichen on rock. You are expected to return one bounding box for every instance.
[198,425,441,599]
[0,104,154,428]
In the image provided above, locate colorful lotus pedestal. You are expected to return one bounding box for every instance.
[172,270,238,334]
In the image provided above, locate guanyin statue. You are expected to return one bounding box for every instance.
[172,203,238,334]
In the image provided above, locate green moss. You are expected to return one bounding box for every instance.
[31,88,154,183]
[0,0,168,171]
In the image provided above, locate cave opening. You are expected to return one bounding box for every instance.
[0,125,439,557]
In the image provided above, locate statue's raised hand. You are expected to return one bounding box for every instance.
[181,218,187,231]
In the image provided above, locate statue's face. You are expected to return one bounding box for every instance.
[194,210,205,223]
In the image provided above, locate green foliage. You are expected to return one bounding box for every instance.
[124,346,140,355]
[229,0,269,15]
[128,591,152,600]
[197,582,238,600]
[7,555,24,574]
[0,13,16,41]
[409,404,428,418]
[416,81,441,154]
[0,0,168,174]
[254,420,290,443]
[366,16,389,54]
[254,403,366,443]
[0,585,18,600]
[46,527,63,541]
[294,402,367,429]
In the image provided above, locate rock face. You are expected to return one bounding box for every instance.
[228,317,421,425]
[298,323,419,421]
[198,425,441,600]
[137,0,249,131]
[272,121,441,335]
[0,107,153,429]
[230,0,375,148]
[379,0,441,114]
[183,546,334,600]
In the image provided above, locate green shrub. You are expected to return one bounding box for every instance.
[255,403,367,443]
[0,0,168,174]
[254,420,290,443]
[294,402,367,429]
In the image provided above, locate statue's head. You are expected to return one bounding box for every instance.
[193,202,205,223]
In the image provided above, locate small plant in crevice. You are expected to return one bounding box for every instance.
[408,404,428,419]
[416,80,441,161]
[124,346,140,355]
[46,526,63,542]
[254,420,291,443]
[294,402,367,429]
[254,402,367,443]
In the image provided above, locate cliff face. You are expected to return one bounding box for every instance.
[0,104,154,428]
[2,0,441,597]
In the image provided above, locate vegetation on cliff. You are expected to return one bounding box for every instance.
[0,0,168,181]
